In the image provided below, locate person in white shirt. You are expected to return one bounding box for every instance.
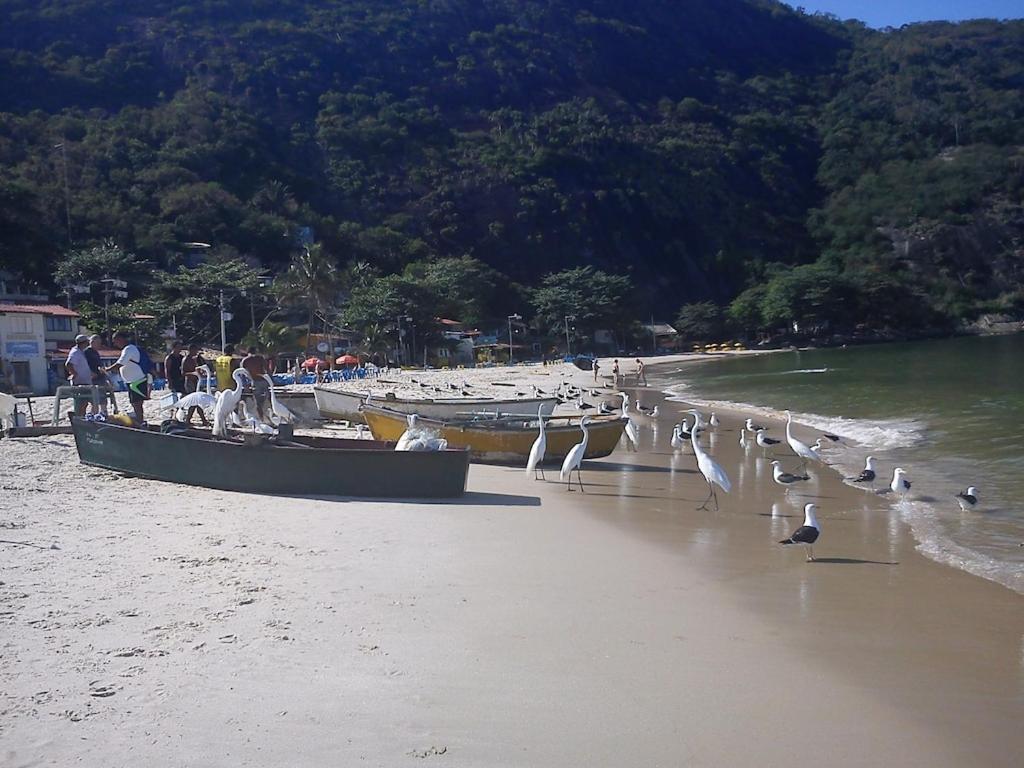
[106,330,149,424]
[65,334,94,416]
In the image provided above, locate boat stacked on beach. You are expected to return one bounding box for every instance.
[313,385,558,423]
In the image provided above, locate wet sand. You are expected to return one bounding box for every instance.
[1,369,1022,766]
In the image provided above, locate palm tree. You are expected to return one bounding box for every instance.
[275,245,341,354]
[356,322,391,365]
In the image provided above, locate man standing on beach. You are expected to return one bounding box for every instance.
[636,358,647,386]
[85,334,109,415]
[181,344,209,426]
[241,346,269,418]
[215,344,239,392]
[107,330,149,424]
[65,334,94,416]
[593,358,600,382]
[612,359,620,387]
[164,341,185,402]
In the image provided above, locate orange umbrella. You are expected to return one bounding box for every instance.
[303,357,322,369]
[335,354,360,366]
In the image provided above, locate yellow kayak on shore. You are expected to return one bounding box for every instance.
[362,404,626,465]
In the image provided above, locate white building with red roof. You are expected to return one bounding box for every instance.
[0,303,81,394]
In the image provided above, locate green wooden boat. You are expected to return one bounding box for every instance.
[71,417,469,498]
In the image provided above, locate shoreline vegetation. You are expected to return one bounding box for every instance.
[2,358,1022,765]
[2,3,1024,349]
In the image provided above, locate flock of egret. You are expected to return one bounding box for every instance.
[165,366,297,437]
[522,391,981,563]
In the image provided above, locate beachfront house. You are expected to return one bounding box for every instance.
[0,304,59,394]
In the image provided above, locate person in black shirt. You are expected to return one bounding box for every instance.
[164,341,186,397]
[85,334,109,414]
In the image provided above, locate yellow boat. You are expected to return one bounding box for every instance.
[362,404,627,464]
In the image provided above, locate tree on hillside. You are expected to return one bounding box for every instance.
[404,256,511,328]
[530,266,634,346]
[340,274,442,363]
[274,245,342,354]
[150,258,263,345]
[675,301,725,342]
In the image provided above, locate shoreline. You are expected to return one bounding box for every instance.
[2,363,1022,765]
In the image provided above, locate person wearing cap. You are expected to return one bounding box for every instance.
[65,335,94,416]
[85,334,110,415]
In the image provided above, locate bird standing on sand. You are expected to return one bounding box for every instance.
[620,394,639,450]
[779,503,821,562]
[560,416,591,492]
[755,429,780,456]
[739,427,748,448]
[785,410,820,467]
[670,424,684,450]
[525,405,547,480]
[771,460,810,494]
[709,412,720,428]
[170,364,216,421]
[746,418,766,433]
[687,409,731,510]
[955,486,979,512]
[891,467,911,497]
[853,456,877,486]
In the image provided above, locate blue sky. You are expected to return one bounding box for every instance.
[789,1,1022,28]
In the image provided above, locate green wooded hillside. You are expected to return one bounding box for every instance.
[1,0,1021,337]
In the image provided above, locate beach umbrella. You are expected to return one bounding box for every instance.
[303,357,322,369]
[336,354,359,366]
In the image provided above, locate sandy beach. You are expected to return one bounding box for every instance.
[2,359,1023,766]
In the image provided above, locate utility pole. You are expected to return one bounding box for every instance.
[220,289,227,352]
[508,313,522,364]
[54,141,72,246]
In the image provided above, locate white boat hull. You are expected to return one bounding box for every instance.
[313,386,558,423]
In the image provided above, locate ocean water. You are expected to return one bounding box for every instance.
[652,334,1024,595]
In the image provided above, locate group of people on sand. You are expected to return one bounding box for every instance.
[592,357,647,386]
[65,332,275,427]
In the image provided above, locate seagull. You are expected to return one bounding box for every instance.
[746,418,767,433]
[891,467,911,497]
[709,412,720,428]
[755,429,781,455]
[955,486,979,512]
[779,503,821,561]
[785,410,820,467]
[687,409,730,510]
[739,427,748,448]
[852,456,876,486]
[525,405,547,480]
[598,401,614,415]
[771,461,810,494]
[560,416,591,492]
[575,397,595,411]
[670,424,684,450]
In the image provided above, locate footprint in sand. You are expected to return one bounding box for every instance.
[88,681,118,698]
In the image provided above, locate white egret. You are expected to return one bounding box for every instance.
[560,416,591,492]
[620,393,639,450]
[525,405,548,480]
[687,409,730,510]
[779,503,820,561]
[891,467,911,497]
[263,374,297,425]
[212,368,251,437]
[169,364,216,421]
[955,486,979,512]
[239,400,274,434]
[785,410,820,467]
